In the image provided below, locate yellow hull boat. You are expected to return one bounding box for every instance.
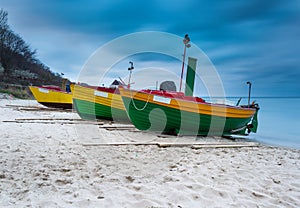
[29,84,73,109]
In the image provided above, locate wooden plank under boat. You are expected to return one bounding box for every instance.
[119,87,259,136]
[29,85,73,109]
[72,84,130,123]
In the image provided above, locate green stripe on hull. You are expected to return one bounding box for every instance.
[73,99,129,123]
[122,97,252,136]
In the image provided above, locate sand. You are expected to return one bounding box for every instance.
[0,98,299,207]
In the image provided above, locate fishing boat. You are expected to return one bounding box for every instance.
[29,80,74,109]
[119,87,259,136]
[118,34,259,136]
[72,83,130,122]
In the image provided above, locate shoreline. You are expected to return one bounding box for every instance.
[0,99,299,207]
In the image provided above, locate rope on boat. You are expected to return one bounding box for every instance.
[130,90,152,111]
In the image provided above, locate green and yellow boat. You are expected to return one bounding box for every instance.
[72,84,130,122]
[119,87,259,136]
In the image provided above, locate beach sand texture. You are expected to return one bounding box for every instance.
[0,98,299,207]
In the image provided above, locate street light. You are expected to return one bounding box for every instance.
[128,61,134,89]
[179,34,191,92]
[246,81,252,107]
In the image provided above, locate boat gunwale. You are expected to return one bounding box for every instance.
[30,86,72,95]
[119,88,257,113]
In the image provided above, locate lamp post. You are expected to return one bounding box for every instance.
[128,61,134,89]
[246,81,252,107]
[179,34,191,92]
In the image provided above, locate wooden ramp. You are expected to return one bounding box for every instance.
[5,104,73,112]
[82,141,260,148]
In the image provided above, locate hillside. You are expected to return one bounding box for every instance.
[0,9,63,98]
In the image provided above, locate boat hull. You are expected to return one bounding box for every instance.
[119,88,257,136]
[72,85,129,122]
[29,86,73,109]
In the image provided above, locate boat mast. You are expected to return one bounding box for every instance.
[179,34,191,92]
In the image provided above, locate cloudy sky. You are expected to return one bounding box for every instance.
[1,0,299,97]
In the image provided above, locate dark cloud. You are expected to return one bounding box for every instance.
[1,0,299,96]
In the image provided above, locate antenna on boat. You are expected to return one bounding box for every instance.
[128,61,134,89]
[179,34,191,92]
[236,97,242,106]
[246,81,252,107]
[118,77,127,86]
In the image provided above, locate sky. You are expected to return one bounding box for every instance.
[1,0,300,97]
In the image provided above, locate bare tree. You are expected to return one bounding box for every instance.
[0,8,61,86]
[0,9,9,65]
[0,9,8,30]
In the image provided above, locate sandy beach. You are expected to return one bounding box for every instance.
[0,98,299,208]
